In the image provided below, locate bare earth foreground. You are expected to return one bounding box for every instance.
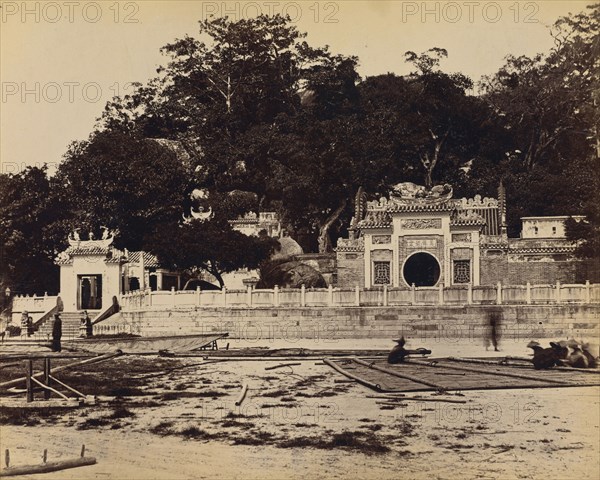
[1,342,599,480]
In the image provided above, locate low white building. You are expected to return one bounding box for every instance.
[55,231,182,314]
[228,211,281,237]
[521,216,585,239]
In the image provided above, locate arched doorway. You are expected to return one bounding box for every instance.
[403,252,440,287]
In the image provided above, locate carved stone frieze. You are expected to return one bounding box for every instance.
[372,235,391,244]
[400,218,442,229]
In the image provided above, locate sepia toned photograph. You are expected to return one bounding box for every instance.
[1,1,599,478]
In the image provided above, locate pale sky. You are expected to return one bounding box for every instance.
[0,1,592,175]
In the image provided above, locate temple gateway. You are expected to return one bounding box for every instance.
[335,183,594,288]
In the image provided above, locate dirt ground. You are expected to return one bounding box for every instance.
[1,343,599,480]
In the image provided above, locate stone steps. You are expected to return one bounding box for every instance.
[36,312,84,340]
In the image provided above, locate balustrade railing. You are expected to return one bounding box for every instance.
[119,281,599,311]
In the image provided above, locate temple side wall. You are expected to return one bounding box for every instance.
[481,257,600,285]
[337,253,600,287]
[335,252,365,287]
[100,304,599,342]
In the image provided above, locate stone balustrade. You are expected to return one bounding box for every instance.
[119,281,600,311]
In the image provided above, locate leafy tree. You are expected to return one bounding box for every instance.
[100,15,364,252]
[146,218,278,288]
[55,130,193,250]
[477,4,599,242]
[101,16,337,198]
[402,48,482,189]
[0,167,67,295]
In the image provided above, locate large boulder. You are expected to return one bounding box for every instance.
[257,259,326,289]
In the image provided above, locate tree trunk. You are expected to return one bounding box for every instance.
[425,166,433,190]
[421,129,448,189]
[317,200,347,254]
[208,262,225,289]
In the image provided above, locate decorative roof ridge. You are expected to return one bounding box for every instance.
[454,195,499,208]
[55,245,127,265]
[335,238,365,252]
[386,203,454,213]
[451,210,486,226]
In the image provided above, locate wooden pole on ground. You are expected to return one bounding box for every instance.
[235,383,248,406]
[0,351,123,390]
[407,359,571,385]
[25,361,33,403]
[1,353,98,362]
[323,358,383,391]
[0,457,96,477]
[264,363,302,371]
[352,358,448,391]
[376,397,467,404]
[43,358,51,400]
[503,356,533,363]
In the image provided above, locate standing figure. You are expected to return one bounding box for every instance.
[486,309,502,352]
[51,313,62,352]
[26,316,34,337]
[84,311,93,337]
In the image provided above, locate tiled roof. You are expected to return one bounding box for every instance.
[450,210,486,227]
[55,246,127,265]
[359,222,392,229]
[128,251,161,268]
[335,238,364,252]
[66,246,111,255]
[451,218,486,226]
[357,210,392,229]
[229,218,259,224]
[509,246,576,254]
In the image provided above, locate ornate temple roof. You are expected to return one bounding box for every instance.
[55,245,126,265]
[450,210,486,227]
[481,237,579,255]
[55,228,126,265]
[335,238,365,252]
[352,184,502,235]
[357,210,392,229]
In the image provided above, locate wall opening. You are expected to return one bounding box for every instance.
[77,274,102,310]
[403,252,440,287]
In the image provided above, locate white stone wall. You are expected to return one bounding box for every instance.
[521,216,584,239]
[60,255,122,312]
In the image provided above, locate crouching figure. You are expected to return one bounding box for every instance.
[388,337,431,364]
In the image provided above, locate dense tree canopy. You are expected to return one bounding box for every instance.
[476,3,599,240]
[54,131,194,251]
[0,167,66,295]
[1,5,598,295]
